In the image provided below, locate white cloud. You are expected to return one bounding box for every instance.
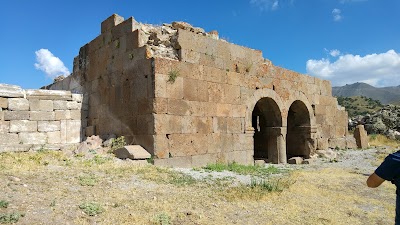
[306,50,400,87]
[332,8,342,22]
[250,0,280,11]
[34,49,70,78]
[329,49,341,57]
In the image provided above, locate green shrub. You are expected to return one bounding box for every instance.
[79,202,104,216]
[153,212,171,225]
[0,212,24,224]
[167,70,179,83]
[0,200,8,208]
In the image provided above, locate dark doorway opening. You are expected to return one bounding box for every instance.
[252,98,282,162]
[286,100,311,159]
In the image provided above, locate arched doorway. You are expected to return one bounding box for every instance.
[286,100,312,159]
[252,97,282,163]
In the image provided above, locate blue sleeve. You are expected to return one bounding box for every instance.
[375,153,400,182]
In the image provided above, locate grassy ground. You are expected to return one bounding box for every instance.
[0,147,397,225]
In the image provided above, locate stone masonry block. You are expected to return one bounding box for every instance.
[0,133,19,144]
[19,132,47,145]
[223,84,241,104]
[183,78,198,101]
[230,105,246,118]
[10,120,37,132]
[0,110,3,121]
[60,120,81,143]
[154,157,192,168]
[0,121,10,133]
[25,89,72,101]
[53,100,68,110]
[38,121,60,132]
[114,145,151,159]
[153,98,168,114]
[29,99,53,112]
[47,131,61,144]
[208,82,224,103]
[30,111,55,121]
[0,97,7,108]
[0,84,24,98]
[55,110,71,120]
[8,98,29,111]
[180,49,201,64]
[216,104,231,117]
[101,14,124,33]
[203,66,226,84]
[4,111,29,120]
[168,99,190,116]
[72,94,83,103]
[154,74,168,98]
[111,17,139,40]
[212,117,227,133]
[207,133,222,153]
[168,134,207,157]
[192,154,217,168]
[70,110,81,120]
[354,125,368,149]
[166,76,184,99]
[227,117,243,134]
[67,101,81,110]
[194,117,212,134]
[126,29,147,50]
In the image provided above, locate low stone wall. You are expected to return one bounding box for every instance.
[0,84,87,152]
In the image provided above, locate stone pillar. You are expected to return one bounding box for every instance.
[245,127,255,165]
[277,128,287,164]
[354,125,368,149]
[266,127,287,164]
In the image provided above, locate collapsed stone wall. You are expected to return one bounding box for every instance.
[0,84,87,152]
[43,14,351,167]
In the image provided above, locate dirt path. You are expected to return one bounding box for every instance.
[0,148,396,224]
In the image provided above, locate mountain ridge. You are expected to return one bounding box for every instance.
[332,82,400,105]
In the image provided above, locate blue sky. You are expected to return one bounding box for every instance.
[0,0,399,89]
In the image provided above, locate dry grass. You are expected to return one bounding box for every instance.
[369,134,400,149]
[0,150,396,224]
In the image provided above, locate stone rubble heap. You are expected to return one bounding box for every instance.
[349,104,400,140]
[0,83,87,152]
[139,21,220,60]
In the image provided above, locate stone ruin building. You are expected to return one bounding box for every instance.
[1,14,353,167]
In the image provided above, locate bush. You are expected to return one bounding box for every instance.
[79,202,104,216]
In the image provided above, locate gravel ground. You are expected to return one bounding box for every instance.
[176,148,383,184]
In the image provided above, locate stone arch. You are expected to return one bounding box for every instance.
[246,89,287,163]
[285,92,316,159]
[245,89,285,130]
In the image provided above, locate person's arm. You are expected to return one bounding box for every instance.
[366,172,385,188]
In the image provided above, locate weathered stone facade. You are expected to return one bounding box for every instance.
[44,14,350,167]
[0,84,87,152]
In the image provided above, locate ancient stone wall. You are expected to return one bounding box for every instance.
[0,84,86,152]
[44,14,351,167]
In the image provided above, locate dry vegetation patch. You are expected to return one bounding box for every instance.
[0,149,396,224]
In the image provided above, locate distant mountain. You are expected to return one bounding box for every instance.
[332,82,400,105]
